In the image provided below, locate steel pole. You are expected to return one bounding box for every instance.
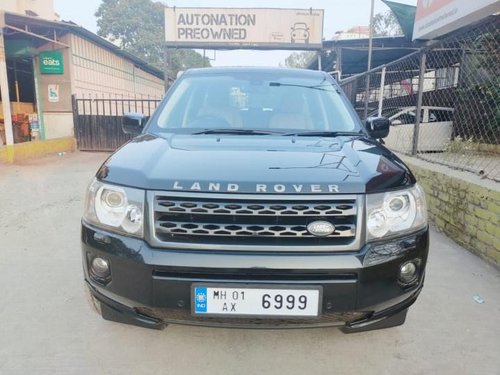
[363,0,375,120]
[378,66,386,117]
[163,45,170,92]
[412,51,427,155]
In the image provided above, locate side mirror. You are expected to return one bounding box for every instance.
[365,117,390,139]
[122,112,147,135]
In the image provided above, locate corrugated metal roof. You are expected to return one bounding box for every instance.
[3,12,164,80]
[308,36,419,75]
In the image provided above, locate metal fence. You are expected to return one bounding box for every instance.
[340,16,499,182]
[73,95,162,151]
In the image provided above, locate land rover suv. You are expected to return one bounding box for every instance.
[81,67,428,333]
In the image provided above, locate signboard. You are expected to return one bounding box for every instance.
[165,7,324,50]
[413,0,500,40]
[48,84,60,102]
[39,51,64,74]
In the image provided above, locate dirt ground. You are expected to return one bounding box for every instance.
[0,151,499,375]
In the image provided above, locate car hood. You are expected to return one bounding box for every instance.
[96,133,415,194]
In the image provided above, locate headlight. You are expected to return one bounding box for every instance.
[366,184,427,242]
[83,179,145,237]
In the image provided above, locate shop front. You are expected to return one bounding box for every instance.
[0,11,164,162]
[0,12,76,162]
[0,38,37,146]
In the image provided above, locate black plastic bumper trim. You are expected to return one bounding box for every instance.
[341,287,421,333]
[87,281,422,333]
[87,282,164,330]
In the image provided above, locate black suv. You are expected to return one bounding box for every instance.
[82,67,428,333]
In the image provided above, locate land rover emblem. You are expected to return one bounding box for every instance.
[307,221,335,237]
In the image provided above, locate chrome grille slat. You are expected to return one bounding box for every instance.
[155,200,356,216]
[155,221,356,238]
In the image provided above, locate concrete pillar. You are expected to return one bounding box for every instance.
[0,26,14,147]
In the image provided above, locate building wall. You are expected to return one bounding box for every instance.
[403,157,500,267]
[0,0,58,20]
[30,33,164,141]
[69,35,164,99]
[0,0,17,13]
[0,137,75,163]
[34,34,74,140]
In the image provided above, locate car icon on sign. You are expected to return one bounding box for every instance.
[291,22,310,43]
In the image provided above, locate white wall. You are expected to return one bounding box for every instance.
[0,0,58,20]
[0,0,17,12]
[43,113,74,139]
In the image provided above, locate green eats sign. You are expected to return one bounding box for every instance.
[40,51,64,74]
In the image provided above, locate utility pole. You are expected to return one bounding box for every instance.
[412,51,427,155]
[163,45,171,92]
[363,0,375,120]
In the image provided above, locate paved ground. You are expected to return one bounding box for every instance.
[0,151,499,375]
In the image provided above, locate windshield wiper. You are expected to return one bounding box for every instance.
[269,79,340,93]
[283,131,364,137]
[192,128,283,135]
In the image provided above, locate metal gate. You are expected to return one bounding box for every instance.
[72,95,162,151]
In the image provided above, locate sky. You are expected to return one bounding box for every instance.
[53,0,417,66]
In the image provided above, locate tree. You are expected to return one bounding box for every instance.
[285,51,316,69]
[373,11,403,37]
[95,0,209,75]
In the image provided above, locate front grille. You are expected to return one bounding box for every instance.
[150,192,362,251]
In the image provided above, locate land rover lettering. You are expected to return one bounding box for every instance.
[170,181,340,193]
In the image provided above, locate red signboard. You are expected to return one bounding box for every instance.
[413,0,500,40]
[415,0,455,21]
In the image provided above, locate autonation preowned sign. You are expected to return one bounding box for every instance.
[165,7,324,50]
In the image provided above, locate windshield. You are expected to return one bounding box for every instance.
[150,71,361,134]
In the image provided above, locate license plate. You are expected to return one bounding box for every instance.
[192,284,321,318]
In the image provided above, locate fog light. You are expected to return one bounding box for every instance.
[90,257,110,279]
[399,261,417,284]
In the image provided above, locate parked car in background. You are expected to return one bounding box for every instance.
[371,106,454,153]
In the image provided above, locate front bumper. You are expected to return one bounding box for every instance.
[82,223,429,332]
